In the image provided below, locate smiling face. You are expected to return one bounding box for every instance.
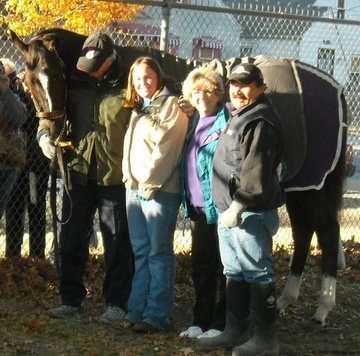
[229,80,265,110]
[191,87,220,117]
[132,63,158,100]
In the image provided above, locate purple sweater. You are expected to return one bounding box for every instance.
[185,113,217,209]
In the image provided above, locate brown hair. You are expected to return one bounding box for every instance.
[125,56,166,108]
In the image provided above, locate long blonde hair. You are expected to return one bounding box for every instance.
[125,57,166,108]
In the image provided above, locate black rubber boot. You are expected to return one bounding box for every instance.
[232,282,279,356]
[198,279,251,350]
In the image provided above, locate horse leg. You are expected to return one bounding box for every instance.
[277,191,314,313]
[312,202,339,325]
[312,275,336,326]
[337,238,346,271]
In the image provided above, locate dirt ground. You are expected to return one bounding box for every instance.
[0,239,359,356]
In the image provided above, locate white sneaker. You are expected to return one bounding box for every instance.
[197,328,222,339]
[179,326,204,338]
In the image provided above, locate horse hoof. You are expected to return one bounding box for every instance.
[311,316,325,326]
[304,317,325,331]
[276,296,290,313]
[277,307,286,317]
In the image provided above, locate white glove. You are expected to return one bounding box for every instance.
[220,201,244,228]
[39,134,55,160]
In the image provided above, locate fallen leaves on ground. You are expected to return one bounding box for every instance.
[0,239,359,355]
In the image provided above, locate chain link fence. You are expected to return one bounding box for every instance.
[0,0,359,258]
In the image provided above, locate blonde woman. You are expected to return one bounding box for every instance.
[179,67,228,339]
[122,57,188,333]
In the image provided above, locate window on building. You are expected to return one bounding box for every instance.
[192,36,223,62]
[199,48,215,62]
[317,48,335,76]
[349,55,360,93]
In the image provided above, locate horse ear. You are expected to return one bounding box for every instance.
[9,30,28,54]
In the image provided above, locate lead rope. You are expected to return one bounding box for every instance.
[49,49,71,275]
[50,146,73,276]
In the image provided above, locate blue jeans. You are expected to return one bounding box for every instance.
[218,209,279,284]
[125,189,180,331]
[0,169,17,220]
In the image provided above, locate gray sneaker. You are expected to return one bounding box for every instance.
[49,305,83,319]
[99,305,126,325]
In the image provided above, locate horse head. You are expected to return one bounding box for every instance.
[10,30,67,144]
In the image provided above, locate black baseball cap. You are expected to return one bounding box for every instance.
[77,32,114,73]
[226,63,264,85]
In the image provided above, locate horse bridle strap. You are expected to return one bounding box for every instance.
[36,110,65,119]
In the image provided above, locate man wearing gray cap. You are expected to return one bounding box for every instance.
[39,32,134,324]
[198,63,285,356]
[77,32,115,74]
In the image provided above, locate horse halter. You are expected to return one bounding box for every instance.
[37,108,67,147]
[35,83,67,146]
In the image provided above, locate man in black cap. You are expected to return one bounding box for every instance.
[198,63,285,356]
[39,32,134,324]
[77,32,115,75]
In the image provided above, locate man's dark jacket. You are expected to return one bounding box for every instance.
[213,94,285,213]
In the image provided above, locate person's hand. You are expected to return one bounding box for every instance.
[219,201,244,228]
[16,71,31,96]
[39,134,56,160]
[0,76,9,94]
[138,188,155,201]
[178,97,195,118]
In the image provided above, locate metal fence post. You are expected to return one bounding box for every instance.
[160,0,171,53]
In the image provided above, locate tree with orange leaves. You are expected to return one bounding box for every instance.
[1,0,143,36]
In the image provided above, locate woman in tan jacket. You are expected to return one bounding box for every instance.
[122,57,188,333]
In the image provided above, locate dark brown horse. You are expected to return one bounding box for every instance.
[10,28,348,326]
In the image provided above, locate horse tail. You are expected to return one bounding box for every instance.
[325,92,348,214]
